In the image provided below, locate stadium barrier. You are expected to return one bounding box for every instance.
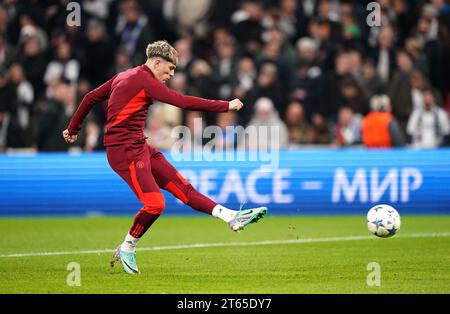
[1,149,449,216]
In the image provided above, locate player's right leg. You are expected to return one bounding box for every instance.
[148,147,268,231]
[106,143,165,274]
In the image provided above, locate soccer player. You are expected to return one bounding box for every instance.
[62,41,267,275]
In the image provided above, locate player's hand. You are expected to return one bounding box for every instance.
[62,129,78,144]
[228,98,244,111]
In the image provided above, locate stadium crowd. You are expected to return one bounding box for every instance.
[0,0,449,152]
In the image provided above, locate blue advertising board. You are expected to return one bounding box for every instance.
[0,149,449,216]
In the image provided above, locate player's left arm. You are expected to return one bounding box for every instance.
[146,79,242,112]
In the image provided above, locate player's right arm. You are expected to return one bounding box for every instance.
[63,75,117,143]
[146,77,243,112]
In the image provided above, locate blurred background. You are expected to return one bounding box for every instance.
[0,0,449,152]
[0,0,450,216]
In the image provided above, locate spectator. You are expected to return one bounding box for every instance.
[361,58,387,97]
[0,35,14,70]
[308,17,336,72]
[34,82,76,151]
[161,0,214,38]
[372,26,397,84]
[82,120,103,152]
[107,48,133,77]
[212,27,235,49]
[414,6,443,91]
[295,37,321,69]
[0,108,7,151]
[339,8,363,51]
[409,70,439,112]
[0,69,14,151]
[81,19,115,87]
[285,101,311,146]
[255,35,292,92]
[262,27,297,69]
[17,35,46,98]
[242,97,289,150]
[186,60,217,128]
[346,50,364,87]
[0,6,13,45]
[407,88,450,148]
[276,0,308,44]
[325,51,352,118]
[215,111,239,150]
[404,37,429,75]
[8,63,34,148]
[289,60,323,118]
[115,2,154,65]
[232,57,257,103]
[338,77,369,115]
[392,0,417,46]
[82,0,114,21]
[317,0,340,24]
[188,59,215,100]
[289,37,324,117]
[211,41,238,100]
[308,112,332,145]
[17,13,48,52]
[332,106,362,147]
[432,0,450,31]
[361,95,406,148]
[231,0,266,56]
[174,37,197,83]
[245,62,285,124]
[182,111,204,152]
[389,50,416,129]
[44,41,80,86]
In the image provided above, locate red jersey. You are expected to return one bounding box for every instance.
[67,65,229,146]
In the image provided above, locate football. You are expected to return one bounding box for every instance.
[367,204,401,238]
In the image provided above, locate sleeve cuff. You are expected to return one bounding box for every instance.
[67,127,78,136]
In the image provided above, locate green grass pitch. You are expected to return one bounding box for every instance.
[0,215,449,293]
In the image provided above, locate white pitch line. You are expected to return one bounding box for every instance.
[1,232,449,258]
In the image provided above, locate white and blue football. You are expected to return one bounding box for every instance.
[367,204,401,238]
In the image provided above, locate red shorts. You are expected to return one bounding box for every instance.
[106,142,215,215]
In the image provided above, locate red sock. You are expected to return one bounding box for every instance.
[129,210,160,238]
[187,189,217,215]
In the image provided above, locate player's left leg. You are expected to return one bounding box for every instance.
[148,147,267,231]
[107,143,165,274]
